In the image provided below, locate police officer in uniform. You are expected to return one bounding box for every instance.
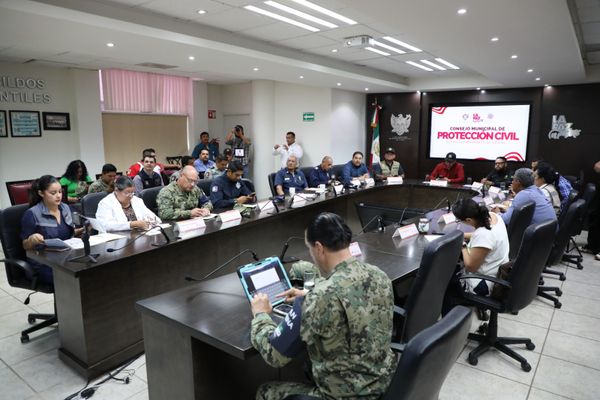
[274,155,307,195]
[372,147,405,181]
[250,212,396,400]
[210,160,255,209]
[307,156,333,187]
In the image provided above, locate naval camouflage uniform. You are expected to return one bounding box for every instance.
[288,260,321,281]
[251,257,395,400]
[88,178,112,194]
[156,181,212,220]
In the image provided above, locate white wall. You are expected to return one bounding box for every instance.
[189,80,208,151]
[0,62,103,208]
[330,89,366,164]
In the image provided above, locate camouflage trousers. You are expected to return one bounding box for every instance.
[256,381,321,400]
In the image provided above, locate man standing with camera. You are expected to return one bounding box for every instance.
[225,125,252,178]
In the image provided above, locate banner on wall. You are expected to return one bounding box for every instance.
[429,104,531,161]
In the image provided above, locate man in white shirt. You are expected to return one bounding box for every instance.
[273,131,303,168]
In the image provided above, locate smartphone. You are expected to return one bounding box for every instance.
[273,303,293,317]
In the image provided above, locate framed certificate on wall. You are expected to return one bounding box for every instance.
[10,111,42,137]
[42,112,71,130]
[0,111,7,137]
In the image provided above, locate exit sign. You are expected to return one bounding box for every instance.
[303,112,315,122]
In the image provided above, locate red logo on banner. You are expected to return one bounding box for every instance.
[432,107,447,114]
[504,152,524,162]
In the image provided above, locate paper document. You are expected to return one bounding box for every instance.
[63,233,126,249]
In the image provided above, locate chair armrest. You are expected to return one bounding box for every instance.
[393,305,406,318]
[390,342,406,353]
[458,273,511,288]
[1,257,35,276]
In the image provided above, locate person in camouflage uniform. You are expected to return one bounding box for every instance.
[157,165,212,220]
[250,212,395,400]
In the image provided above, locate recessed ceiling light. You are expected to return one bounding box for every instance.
[382,36,422,52]
[457,8,467,15]
[511,54,518,59]
[420,60,446,71]
[545,85,552,88]
[365,47,390,56]
[106,42,115,47]
[188,56,195,60]
[331,49,338,53]
[253,67,260,71]
[527,69,533,73]
[364,88,369,91]
[371,40,406,54]
[491,37,499,42]
[416,91,421,94]
[481,90,486,93]
[197,10,207,15]
[336,82,342,86]
[299,75,304,79]
[476,87,481,90]
[244,5,320,32]
[289,0,357,25]
[406,61,433,71]
[423,92,427,95]
[535,77,541,81]
[264,1,338,28]
[434,58,460,70]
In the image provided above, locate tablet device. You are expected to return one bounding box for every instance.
[237,256,292,308]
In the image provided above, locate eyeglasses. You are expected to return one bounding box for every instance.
[119,190,135,198]
[183,175,199,185]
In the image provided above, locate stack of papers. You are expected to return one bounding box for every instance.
[63,233,126,250]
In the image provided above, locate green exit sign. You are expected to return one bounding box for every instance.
[303,112,315,122]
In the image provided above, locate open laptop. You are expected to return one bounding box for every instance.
[237,256,293,316]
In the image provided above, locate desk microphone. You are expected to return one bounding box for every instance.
[279,236,305,264]
[184,248,259,282]
[427,197,449,213]
[266,197,282,214]
[328,180,338,197]
[355,215,385,236]
[107,228,153,252]
[257,198,280,214]
[68,220,100,263]
[289,193,315,208]
[395,207,408,227]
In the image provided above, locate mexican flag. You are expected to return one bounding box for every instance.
[370,104,382,166]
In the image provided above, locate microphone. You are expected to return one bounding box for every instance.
[151,225,177,247]
[267,197,282,214]
[355,214,386,236]
[329,180,338,197]
[185,248,260,282]
[279,236,304,264]
[377,215,385,232]
[68,220,100,263]
[395,207,408,227]
[107,228,153,252]
[258,198,280,214]
[427,196,449,213]
[447,198,451,212]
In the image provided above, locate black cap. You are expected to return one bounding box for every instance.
[445,152,456,161]
[384,147,395,154]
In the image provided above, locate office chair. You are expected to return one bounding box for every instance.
[563,183,596,269]
[5,180,34,206]
[462,219,557,371]
[268,172,277,197]
[0,204,58,343]
[538,199,586,308]
[140,186,163,215]
[81,192,109,218]
[284,306,472,400]
[300,167,313,183]
[241,178,255,193]
[506,200,535,261]
[197,178,213,196]
[330,164,345,182]
[392,230,464,350]
[166,156,183,166]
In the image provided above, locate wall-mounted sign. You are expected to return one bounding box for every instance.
[42,112,70,130]
[9,110,41,137]
[208,110,216,119]
[303,112,315,122]
[548,115,580,139]
[391,113,411,136]
[0,75,52,104]
[0,110,7,137]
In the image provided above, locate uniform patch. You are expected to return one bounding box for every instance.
[212,185,218,192]
[236,182,241,189]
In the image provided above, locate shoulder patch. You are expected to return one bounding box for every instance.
[212,185,218,192]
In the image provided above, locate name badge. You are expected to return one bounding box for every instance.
[176,218,206,233]
[483,196,494,206]
[488,186,501,194]
[234,148,245,157]
[471,181,484,193]
[291,195,307,208]
[365,178,375,187]
[387,177,403,185]
[392,224,419,239]
[349,241,362,256]
[219,209,242,223]
[236,182,241,189]
[430,179,448,187]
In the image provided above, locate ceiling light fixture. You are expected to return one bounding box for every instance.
[511,54,518,59]
[299,75,304,79]
[416,90,421,94]
[491,37,499,42]
[481,90,486,93]
[365,46,390,56]
[423,92,427,95]
[244,5,320,32]
[457,8,467,14]
[336,82,342,86]
[476,87,481,90]
[420,60,446,70]
[535,77,541,81]
[406,61,433,72]
[434,58,460,69]
[188,56,195,60]
[545,85,552,88]
[527,69,533,73]
[197,10,207,14]
[289,0,357,25]
[370,40,406,54]
[264,1,338,28]
[106,42,115,47]
[382,36,422,52]
[331,49,338,53]
[253,67,260,71]
[364,88,369,91]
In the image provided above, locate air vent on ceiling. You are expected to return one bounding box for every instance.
[136,62,178,69]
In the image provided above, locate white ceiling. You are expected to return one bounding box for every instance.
[0,0,597,92]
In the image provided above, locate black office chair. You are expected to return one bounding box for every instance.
[558,189,578,226]
[284,306,472,400]
[197,178,213,196]
[392,230,464,350]
[80,192,109,218]
[506,200,535,261]
[563,183,596,269]
[141,186,163,215]
[242,178,255,193]
[539,199,586,308]
[462,219,557,371]
[268,172,277,197]
[330,164,345,182]
[0,205,58,343]
[300,166,314,183]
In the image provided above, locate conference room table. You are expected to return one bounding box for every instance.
[27,180,476,380]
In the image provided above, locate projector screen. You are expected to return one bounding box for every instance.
[429,104,530,161]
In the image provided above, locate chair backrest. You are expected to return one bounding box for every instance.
[268,172,277,197]
[166,156,182,166]
[331,164,344,181]
[400,230,464,342]
[300,166,313,182]
[383,306,471,400]
[141,186,163,214]
[505,219,558,312]
[558,189,578,226]
[547,199,586,267]
[242,178,255,193]
[6,180,34,205]
[81,192,109,218]
[506,200,535,260]
[197,178,213,197]
[0,204,32,288]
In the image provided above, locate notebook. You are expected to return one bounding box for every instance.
[237,256,292,309]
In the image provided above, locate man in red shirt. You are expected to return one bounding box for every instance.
[127,148,167,178]
[429,152,465,183]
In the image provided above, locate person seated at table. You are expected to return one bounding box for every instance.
[210,160,255,209]
[274,155,307,196]
[191,131,219,161]
[157,166,212,220]
[442,198,509,314]
[372,147,405,181]
[495,168,557,226]
[307,156,333,187]
[481,156,512,189]
[428,152,465,183]
[341,151,369,185]
[88,163,117,194]
[169,156,195,183]
[126,148,165,178]
[250,212,395,400]
[96,176,161,231]
[532,157,573,211]
[204,153,229,180]
[21,175,83,286]
[193,149,215,179]
[133,155,164,197]
[534,162,561,215]
[60,160,93,203]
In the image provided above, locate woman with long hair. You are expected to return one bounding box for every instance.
[59,160,92,203]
